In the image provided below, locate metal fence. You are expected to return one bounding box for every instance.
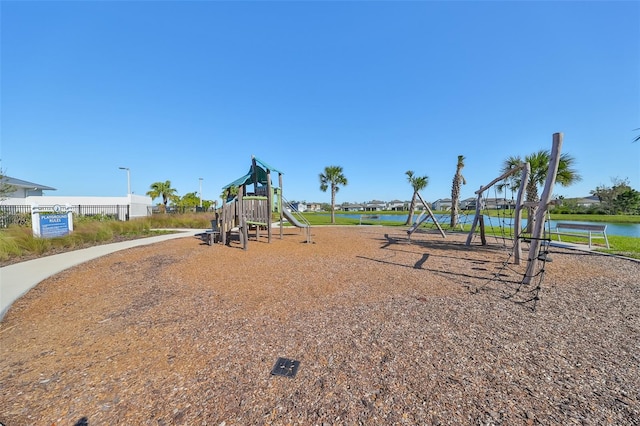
[149,206,211,214]
[0,204,131,228]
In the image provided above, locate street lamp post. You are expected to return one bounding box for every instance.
[199,177,203,208]
[119,167,131,195]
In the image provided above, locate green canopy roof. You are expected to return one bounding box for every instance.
[253,156,282,175]
[221,156,283,190]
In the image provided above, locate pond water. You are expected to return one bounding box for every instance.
[328,213,640,238]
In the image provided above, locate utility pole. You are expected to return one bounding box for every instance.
[119,167,131,195]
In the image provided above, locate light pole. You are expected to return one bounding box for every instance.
[119,167,131,195]
[199,177,203,208]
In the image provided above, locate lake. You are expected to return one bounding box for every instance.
[329,213,640,238]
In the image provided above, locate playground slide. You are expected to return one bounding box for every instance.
[283,209,308,228]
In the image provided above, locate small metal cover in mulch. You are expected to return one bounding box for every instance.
[271,357,300,378]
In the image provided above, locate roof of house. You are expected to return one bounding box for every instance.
[573,196,600,203]
[2,176,56,191]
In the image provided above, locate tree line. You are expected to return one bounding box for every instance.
[315,150,638,224]
[140,147,638,218]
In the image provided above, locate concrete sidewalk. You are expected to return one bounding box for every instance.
[0,229,206,321]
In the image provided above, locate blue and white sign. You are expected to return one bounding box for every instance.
[40,213,70,238]
[32,204,74,238]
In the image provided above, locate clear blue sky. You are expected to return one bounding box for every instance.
[2,1,639,205]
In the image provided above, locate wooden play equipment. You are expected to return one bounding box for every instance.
[522,132,563,285]
[465,161,529,264]
[406,191,446,239]
[217,156,310,249]
[464,133,564,286]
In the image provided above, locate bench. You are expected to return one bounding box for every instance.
[204,218,222,245]
[359,214,381,225]
[550,222,609,249]
[195,217,221,246]
[204,229,221,245]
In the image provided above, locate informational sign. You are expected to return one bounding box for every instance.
[32,204,74,238]
[40,213,70,238]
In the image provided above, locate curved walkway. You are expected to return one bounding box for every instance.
[0,229,205,321]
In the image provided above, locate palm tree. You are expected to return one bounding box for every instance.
[500,150,581,204]
[319,166,348,224]
[450,155,466,228]
[496,155,523,197]
[221,185,239,202]
[500,149,581,231]
[146,180,178,213]
[404,170,429,225]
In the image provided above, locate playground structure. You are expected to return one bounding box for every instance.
[406,191,446,239]
[461,133,564,289]
[464,161,530,264]
[216,156,311,249]
[210,133,563,293]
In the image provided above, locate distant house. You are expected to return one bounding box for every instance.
[306,203,323,212]
[341,203,364,212]
[461,197,476,210]
[1,176,56,199]
[0,175,151,219]
[387,200,406,211]
[365,200,387,211]
[290,202,307,212]
[464,197,515,210]
[432,198,452,211]
[485,198,514,210]
[411,201,427,211]
[572,196,601,208]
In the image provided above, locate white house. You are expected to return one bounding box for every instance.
[461,197,478,210]
[2,176,56,198]
[1,176,152,220]
[306,203,323,212]
[341,203,364,211]
[365,200,387,211]
[387,200,406,211]
[290,202,307,213]
[572,196,601,208]
[432,198,453,211]
[461,197,515,211]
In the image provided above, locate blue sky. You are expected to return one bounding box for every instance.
[2,1,639,206]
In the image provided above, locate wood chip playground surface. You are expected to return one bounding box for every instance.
[1,226,638,425]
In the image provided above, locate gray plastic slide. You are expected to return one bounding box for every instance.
[283,209,308,228]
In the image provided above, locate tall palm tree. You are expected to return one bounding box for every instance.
[221,185,239,202]
[496,155,522,197]
[319,166,348,224]
[500,150,581,203]
[404,170,429,225]
[450,155,466,228]
[500,149,581,231]
[146,180,178,213]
